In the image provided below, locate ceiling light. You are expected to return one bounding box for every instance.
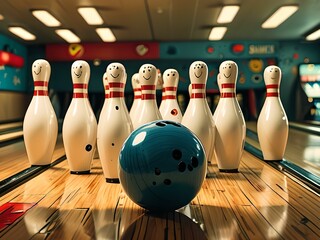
[32,10,61,27]
[55,29,80,43]
[0,14,4,20]
[78,7,103,25]
[96,28,116,42]
[8,27,36,40]
[306,29,320,41]
[262,5,298,29]
[208,27,227,40]
[217,5,240,23]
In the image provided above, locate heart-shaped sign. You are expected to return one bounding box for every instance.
[136,44,148,56]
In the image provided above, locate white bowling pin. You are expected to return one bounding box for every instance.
[62,60,97,174]
[161,69,183,122]
[23,59,58,166]
[133,64,162,129]
[97,63,133,183]
[129,73,141,123]
[257,66,288,160]
[212,73,221,122]
[182,61,215,164]
[214,60,246,172]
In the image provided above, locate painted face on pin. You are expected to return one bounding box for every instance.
[71,60,90,83]
[163,69,179,87]
[219,60,238,83]
[139,64,157,85]
[189,61,208,83]
[264,65,281,84]
[106,63,125,82]
[32,59,50,81]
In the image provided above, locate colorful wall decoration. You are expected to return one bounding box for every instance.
[0,33,27,92]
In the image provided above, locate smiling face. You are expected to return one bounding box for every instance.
[163,69,179,88]
[106,63,126,83]
[32,59,50,81]
[71,60,90,84]
[189,61,208,84]
[264,65,281,85]
[139,64,157,85]
[219,60,238,84]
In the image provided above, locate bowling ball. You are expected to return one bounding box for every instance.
[119,120,206,212]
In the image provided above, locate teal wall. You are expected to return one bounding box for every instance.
[0,33,28,92]
[13,40,320,120]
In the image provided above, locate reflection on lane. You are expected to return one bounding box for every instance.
[246,121,320,177]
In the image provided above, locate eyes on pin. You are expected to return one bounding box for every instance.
[222,65,232,69]
[167,73,176,76]
[73,66,82,69]
[109,66,119,70]
[193,65,204,69]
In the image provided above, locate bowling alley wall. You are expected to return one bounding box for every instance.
[1,31,320,122]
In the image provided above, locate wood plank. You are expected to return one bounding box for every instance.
[0,135,65,181]
[0,142,319,239]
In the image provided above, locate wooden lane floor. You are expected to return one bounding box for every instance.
[0,121,22,132]
[0,150,319,239]
[0,135,65,181]
[246,122,320,177]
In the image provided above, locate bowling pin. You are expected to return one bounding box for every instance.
[257,66,288,161]
[133,64,162,129]
[23,59,58,166]
[129,73,141,123]
[182,61,215,164]
[62,60,97,174]
[214,60,246,172]
[160,69,183,122]
[97,63,133,183]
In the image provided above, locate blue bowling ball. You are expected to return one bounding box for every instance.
[119,120,206,212]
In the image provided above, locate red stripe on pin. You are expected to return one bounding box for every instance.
[134,95,141,99]
[165,87,177,91]
[33,90,48,96]
[192,84,205,89]
[142,94,155,100]
[105,86,109,90]
[34,81,48,87]
[191,93,205,98]
[109,82,124,88]
[134,88,141,92]
[141,85,156,90]
[266,92,279,97]
[266,84,279,89]
[109,92,124,98]
[220,92,235,98]
[105,94,109,98]
[221,83,235,88]
[73,83,87,89]
[73,93,88,98]
[166,95,176,99]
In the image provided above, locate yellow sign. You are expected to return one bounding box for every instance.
[68,44,84,58]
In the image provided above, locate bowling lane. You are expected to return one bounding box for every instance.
[0,135,65,181]
[0,121,22,132]
[0,121,23,144]
[246,121,320,177]
[0,149,319,239]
